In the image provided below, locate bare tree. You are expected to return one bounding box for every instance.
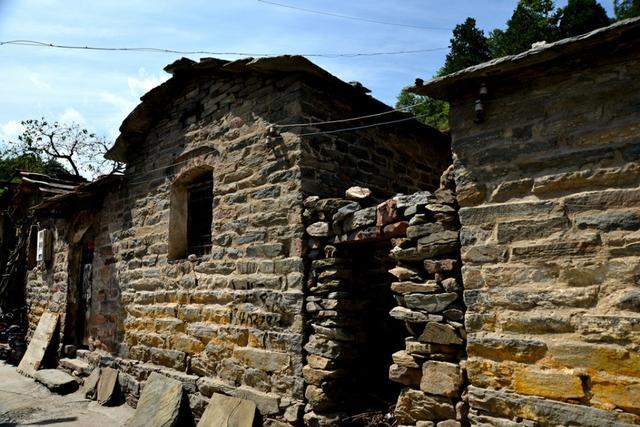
[6,118,122,179]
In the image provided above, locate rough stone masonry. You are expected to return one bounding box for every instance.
[413,17,640,426]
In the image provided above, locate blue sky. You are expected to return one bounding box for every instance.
[0,0,616,145]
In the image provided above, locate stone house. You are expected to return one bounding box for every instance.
[23,55,450,423]
[411,17,640,425]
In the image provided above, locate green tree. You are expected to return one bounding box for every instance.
[439,18,492,76]
[396,89,449,131]
[555,0,611,38]
[0,152,68,182]
[614,0,640,19]
[4,118,122,179]
[489,0,558,57]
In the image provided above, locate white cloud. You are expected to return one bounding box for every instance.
[0,120,25,144]
[28,73,52,91]
[127,68,169,98]
[58,107,86,125]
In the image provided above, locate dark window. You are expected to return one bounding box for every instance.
[186,173,213,257]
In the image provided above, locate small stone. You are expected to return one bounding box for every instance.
[346,186,372,200]
[392,350,421,368]
[384,221,409,238]
[377,199,399,226]
[389,364,422,386]
[391,281,439,294]
[389,266,422,281]
[404,293,458,313]
[420,361,463,397]
[390,307,430,323]
[395,388,455,423]
[419,322,463,345]
[441,278,461,292]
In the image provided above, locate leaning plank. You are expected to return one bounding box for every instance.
[17,311,59,378]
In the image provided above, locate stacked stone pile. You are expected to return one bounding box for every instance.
[302,182,467,426]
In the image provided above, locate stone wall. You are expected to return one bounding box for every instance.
[449,47,640,424]
[22,64,450,425]
[301,178,468,426]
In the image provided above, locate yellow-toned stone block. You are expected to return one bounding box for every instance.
[466,357,516,390]
[169,333,205,354]
[548,341,640,377]
[513,367,585,400]
[591,373,640,414]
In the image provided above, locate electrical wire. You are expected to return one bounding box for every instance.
[124,112,428,187]
[256,0,452,31]
[0,39,448,58]
[274,99,428,128]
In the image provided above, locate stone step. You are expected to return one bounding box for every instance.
[59,357,92,376]
[34,369,79,394]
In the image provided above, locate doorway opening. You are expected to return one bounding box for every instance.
[65,227,95,349]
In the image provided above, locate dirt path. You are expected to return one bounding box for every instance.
[0,362,133,426]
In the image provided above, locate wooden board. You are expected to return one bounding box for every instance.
[17,311,59,378]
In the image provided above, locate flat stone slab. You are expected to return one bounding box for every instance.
[197,393,256,427]
[34,369,78,394]
[59,358,91,376]
[126,372,184,427]
[83,367,101,399]
[97,367,119,405]
[17,312,59,378]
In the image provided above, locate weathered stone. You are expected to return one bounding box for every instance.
[392,350,421,368]
[97,367,120,406]
[417,231,459,257]
[490,179,533,202]
[468,386,639,426]
[126,372,184,427]
[306,222,330,237]
[407,223,446,240]
[345,186,372,200]
[389,266,422,281]
[197,393,256,427]
[377,199,399,226]
[389,364,422,386]
[332,202,361,223]
[512,367,585,400]
[34,369,78,394]
[59,358,91,376]
[458,201,557,226]
[395,191,435,209]
[395,388,456,423]
[233,347,290,373]
[467,334,548,363]
[83,367,101,399]
[17,311,59,378]
[390,307,431,323]
[391,281,439,295]
[384,221,409,238]
[343,207,377,231]
[420,361,463,397]
[404,293,458,313]
[419,322,463,345]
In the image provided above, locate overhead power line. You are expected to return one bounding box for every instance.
[274,99,429,128]
[256,0,452,31]
[0,39,447,58]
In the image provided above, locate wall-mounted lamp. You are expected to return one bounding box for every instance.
[474,83,488,124]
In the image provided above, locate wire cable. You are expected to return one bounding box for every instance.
[274,99,428,128]
[256,0,452,31]
[0,39,447,58]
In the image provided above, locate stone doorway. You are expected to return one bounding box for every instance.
[65,227,95,348]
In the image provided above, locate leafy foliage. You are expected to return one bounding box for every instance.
[488,0,558,57]
[396,89,449,131]
[4,118,122,179]
[439,18,492,76]
[614,0,640,19]
[0,153,69,182]
[555,0,611,38]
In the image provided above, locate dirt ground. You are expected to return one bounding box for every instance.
[0,362,133,426]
